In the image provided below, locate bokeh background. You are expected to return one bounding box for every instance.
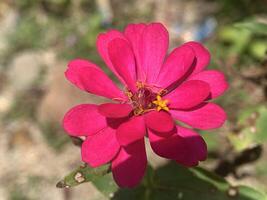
[1,0,267,199]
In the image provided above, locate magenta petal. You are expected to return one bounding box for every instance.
[170,103,227,130]
[97,30,132,85]
[112,139,147,188]
[189,70,228,99]
[185,41,211,75]
[81,127,120,167]
[156,45,195,88]
[175,126,207,165]
[140,23,169,83]
[145,111,175,133]
[116,116,146,146]
[166,80,210,109]
[148,127,186,160]
[63,104,107,136]
[124,23,147,80]
[65,59,125,100]
[98,103,132,118]
[148,126,207,167]
[68,59,98,69]
[108,38,137,92]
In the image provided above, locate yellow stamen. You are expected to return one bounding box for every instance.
[153,95,169,112]
[125,90,133,99]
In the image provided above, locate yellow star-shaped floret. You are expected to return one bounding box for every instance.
[153,95,169,111]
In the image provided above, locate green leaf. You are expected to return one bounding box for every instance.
[93,173,118,198]
[112,162,267,200]
[57,162,266,200]
[228,106,267,151]
[56,164,112,188]
[239,186,267,200]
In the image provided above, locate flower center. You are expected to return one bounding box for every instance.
[126,82,169,115]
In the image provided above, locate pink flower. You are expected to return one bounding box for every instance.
[63,23,228,188]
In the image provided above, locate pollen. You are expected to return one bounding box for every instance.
[153,95,169,111]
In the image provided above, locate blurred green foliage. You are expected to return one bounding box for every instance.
[1,0,104,66]
[8,15,44,51]
[228,106,267,152]
[218,18,267,64]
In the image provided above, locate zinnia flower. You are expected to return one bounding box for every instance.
[63,23,228,188]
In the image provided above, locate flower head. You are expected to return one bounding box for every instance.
[63,23,228,188]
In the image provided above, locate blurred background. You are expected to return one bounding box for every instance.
[1,0,267,199]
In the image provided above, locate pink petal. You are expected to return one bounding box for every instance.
[124,23,147,80]
[116,116,146,146]
[148,126,207,167]
[165,80,210,109]
[82,127,120,167]
[137,23,169,83]
[189,70,228,99]
[68,59,98,69]
[185,41,211,75]
[170,103,227,130]
[98,103,132,118]
[156,45,195,89]
[65,59,125,100]
[148,127,185,160]
[108,38,137,92]
[112,139,147,188]
[97,30,135,86]
[145,111,175,133]
[106,117,129,129]
[175,126,207,165]
[63,104,107,136]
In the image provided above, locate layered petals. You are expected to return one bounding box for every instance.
[148,126,207,167]
[156,45,195,88]
[65,59,125,100]
[185,41,211,75]
[170,103,227,130]
[124,23,147,80]
[97,30,134,85]
[82,127,120,167]
[127,23,169,83]
[145,111,175,133]
[116,116,146,146]
[189,70,228,99]
[98,103,132,118]
[108,38,137,92]
[141,23,169,83]
[166,80,210,109]
[63,104,107,136]
[112,139,147,188]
